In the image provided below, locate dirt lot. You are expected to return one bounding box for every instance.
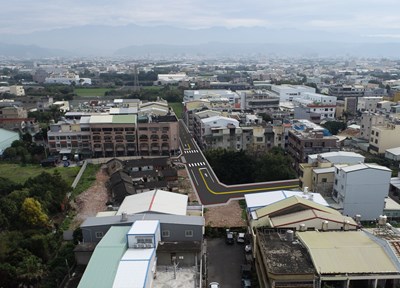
[70,164,245,229]
[70,166,109,229]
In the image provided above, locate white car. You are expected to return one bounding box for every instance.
[209,282,220,288]
[237,232,245,243]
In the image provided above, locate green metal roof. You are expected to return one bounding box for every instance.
[78,226,129,288]
[112,114,137,124]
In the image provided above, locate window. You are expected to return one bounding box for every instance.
[185,230,193,237]
[375,139,378,144]
[322,178,327,183]
[137,237,153,244]
[375,132,379,137]
[95,232,104,239]
[162,230,170,238]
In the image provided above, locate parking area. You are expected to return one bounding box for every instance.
[206,237,246,288]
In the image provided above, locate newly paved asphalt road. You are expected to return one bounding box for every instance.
[179,120,299,205]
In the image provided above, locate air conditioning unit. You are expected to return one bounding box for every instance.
[146,243,153,248]
[133,244,140,248]
[138,243,146,248]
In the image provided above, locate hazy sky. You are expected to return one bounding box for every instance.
[1,0,399,39]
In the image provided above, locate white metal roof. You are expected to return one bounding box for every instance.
[116,189,188,216]
[244,190,329,211]
[386,147,400,156]
[121,248,154,261]
[112,259,149,288]
[128,220,159,235]
[339,163,391,173]
[308,151,365,163]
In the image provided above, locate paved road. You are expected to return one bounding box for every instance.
[179,120,299,205]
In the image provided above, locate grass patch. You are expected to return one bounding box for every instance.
[169,102,183,119]
[74,88,113,97]
[0,163,80,185]
[70,164,100,199]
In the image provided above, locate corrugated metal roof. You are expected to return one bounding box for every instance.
[113,248,155,288]
[270,209,357,228]
[298,231,398,274]
[81,213,204,228]
[128,220,159,235]
[116,190,188,216]
[340,163,391,173]
[245,190,329,211]
[78,226,129,288]
[255,195,339,219]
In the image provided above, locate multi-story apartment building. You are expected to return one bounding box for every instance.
[9,85,25,96]
[287,120,339,172]
[292,93,337,122]
[328,84,365,98]
[332,163,391,220]
[47,103,179,158]
[359,112,385,141]
[299,151,365,195]
[238,90,280,114]
[357,96,383,112]
[193,115,241,151]
[182,100,212,132]
[369,122,400,154]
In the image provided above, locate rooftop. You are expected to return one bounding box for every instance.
[78,226,130,288]
[257,229,315,275]
[298,231,398,274]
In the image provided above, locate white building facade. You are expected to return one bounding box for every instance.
[332,163,391,220]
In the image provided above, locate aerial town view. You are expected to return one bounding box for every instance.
[2,1,400,288]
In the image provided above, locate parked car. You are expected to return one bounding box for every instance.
[237,233,245,243]
[226,229,234,245]
[209,282,220,288]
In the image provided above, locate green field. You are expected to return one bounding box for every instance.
[169,102,183,119]
[0,163,81,185]
[74,88,113,97]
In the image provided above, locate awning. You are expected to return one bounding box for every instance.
[59,148,72,154]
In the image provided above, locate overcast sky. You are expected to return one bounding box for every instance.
[1,0,399,40]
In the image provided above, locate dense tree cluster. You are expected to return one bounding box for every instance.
[2,134,47,164]
[204,147,296,185]
[0,171,72,287]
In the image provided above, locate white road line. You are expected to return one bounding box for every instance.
[190,169,199,185]
[202,168,215,183]
[189,163,192,167]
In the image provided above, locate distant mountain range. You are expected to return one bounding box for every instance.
[0,24,399,58]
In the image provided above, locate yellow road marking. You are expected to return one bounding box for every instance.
[198,169,299,195]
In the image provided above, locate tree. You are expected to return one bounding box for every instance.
[20,198,49,228]
[16,252,46,286]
